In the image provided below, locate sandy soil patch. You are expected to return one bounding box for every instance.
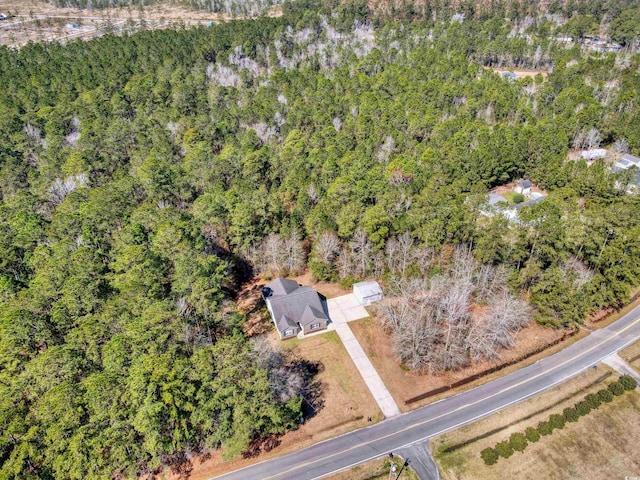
[350,315,572,412]
[484,66,550,79]
[432,368,640,480]
[171,329,382,480]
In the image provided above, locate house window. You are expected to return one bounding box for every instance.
[284,329,294,337]
[310,322,321,330]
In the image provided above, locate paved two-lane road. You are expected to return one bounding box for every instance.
[213,304,640,480]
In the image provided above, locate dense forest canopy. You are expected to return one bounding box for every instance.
[1,0,640,478]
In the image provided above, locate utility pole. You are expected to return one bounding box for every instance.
[395,459,410,479]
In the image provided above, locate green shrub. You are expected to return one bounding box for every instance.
[549,413,566,430]
[608,381,625,396]
[597,388,614,403]
[495,441,514,458]
[512,193,526,204]
[575,400,592,416]
[563,407,579,422]
[619,375,638,391]
[509,432,528,452]
[481,447,499,466]
[525,427,540,443]
[585,393,602,409]
[537,421,553,436]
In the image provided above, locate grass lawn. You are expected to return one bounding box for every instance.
[324,455,419,480]
[183,330,382,480]
[501,191,524,203]
[432,366,640,480]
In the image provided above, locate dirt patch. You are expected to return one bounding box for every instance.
[171,330,382,480]
[292,270,351,299]
[484,66,550,79]
[237,278,273,337]
[349,316,571,412]
[432,369,640,480]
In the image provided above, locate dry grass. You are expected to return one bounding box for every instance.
[432,368,640,480]
[324,455,419,480]
[620,339,640,375]
[172,329,382,480]
[349,315,570,412]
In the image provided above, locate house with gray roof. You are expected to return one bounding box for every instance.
[262,278,328,339]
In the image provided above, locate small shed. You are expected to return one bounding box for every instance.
[353,281,383,306]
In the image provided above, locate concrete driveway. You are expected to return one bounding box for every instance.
[325,294,370,324]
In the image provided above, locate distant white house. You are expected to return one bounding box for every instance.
[515,179,532,195]
[66,22,79,29]
[581,148,607,161]
[353,281,383,306]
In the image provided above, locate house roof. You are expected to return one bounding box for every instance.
[488,193,507,205]
[300,305,327,326]
[621,153,640,166]
[276,314,298,332]
[264,278,327,329]
[521,179,532,188]
[265,278,300,296]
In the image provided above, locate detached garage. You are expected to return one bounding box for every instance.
[353,281,383,306]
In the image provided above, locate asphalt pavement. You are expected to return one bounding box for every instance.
[212,303,640,480]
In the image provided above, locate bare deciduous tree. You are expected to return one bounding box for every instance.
[247,230,306,278]
[283,229,306,275]
[313,231,340,265]
[49,174,89,206]
[350,229,372,278]
[379,251,532,374]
